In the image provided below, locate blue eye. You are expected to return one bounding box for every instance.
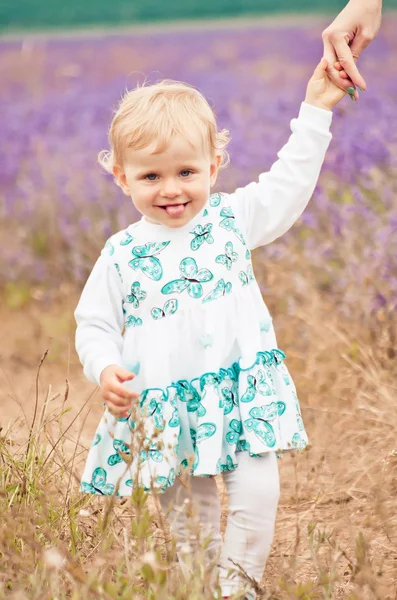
[145,173,158,181]
[180,170,192,178]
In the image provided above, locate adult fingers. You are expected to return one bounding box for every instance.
[327,32,366,91]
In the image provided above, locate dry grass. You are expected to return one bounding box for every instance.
[1,254,396,599]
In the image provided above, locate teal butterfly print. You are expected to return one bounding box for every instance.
[175,381,206,416]
[216,242,238,271]
[81,467,115,495]
[105,240,115,256]
[108,439,131,466]
[125,315,142,328]
[219,207,245,244]
[140,441,164,463]
[151,299,178,320]
[161,257,213,299]
[209,192,222,207]
[140,391,165,430]
[219,363,240,382]
[196,422,216,442]
[203,208,209,217]
[291,432,307,450]
[129,241,170,281]
[120,231,134,246]
[221,385,239,415]
[260,319,271,333]
[126,282,147,308]
[202,279,232,303]
[153,468,176,491]
[226,419,242,445]
[199,372,221,391]
[218,455,238,473]
[239,265,254,286]
[241,370,273,403]
[190,223,214,251]
[92,433,102,446]
[114,263,123,282]
[245,249,251,259]
[244,406,277,447]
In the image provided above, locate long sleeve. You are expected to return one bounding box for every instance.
[228,102,333,250]
[74,251,125,385]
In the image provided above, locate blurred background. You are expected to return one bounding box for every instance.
[1,3,397,598]
[2,1,395,31]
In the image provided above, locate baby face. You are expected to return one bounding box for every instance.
[115,134,220,228]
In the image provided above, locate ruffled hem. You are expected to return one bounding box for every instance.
[80,348,308,496]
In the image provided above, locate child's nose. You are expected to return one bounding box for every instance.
[160,179,181,198]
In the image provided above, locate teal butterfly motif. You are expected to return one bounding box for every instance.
[108,439,131,466]
[161,257,213,299]
[190,223,214,251]
[92,433,102,447]
[219,363,240,382]
[241,370,273,403]
[245,249,251,259]
[291,432,307,450]
[226,419,242,445]
[221,385,239,415]
[168,395,180,428]
[219,207,245,244]
[152,468,176,491]
[105,240,115,256]
[140,391,166,430]
[216,242,238,271]
[196,422,216,442]
[175,380,206,416]
[203,208,209,217]
[81,467,115,495]
[209,192,222,207]
[125,315,142,328]
[277,363,291,386]
[244,405,282,447]
[140,441,164,463]
[129,241,170,281]
[120,230,134,246]
[114,263,123,282]
[151,299,178,320]
[292,391,305,431]
[217,455,238,473]
[126,282,147,308]
[260,319,271,333]
[202,279,232,304]
[239,265,254,286]
[199,372,221,391]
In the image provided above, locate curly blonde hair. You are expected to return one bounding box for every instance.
[98,80,230,178]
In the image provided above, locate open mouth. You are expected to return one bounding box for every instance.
[159,203,189,217]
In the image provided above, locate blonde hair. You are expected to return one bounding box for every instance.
[98,80,230,177]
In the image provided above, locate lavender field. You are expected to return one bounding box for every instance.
[1,16,397,600]
[1,17,397,318]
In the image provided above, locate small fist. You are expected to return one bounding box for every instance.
[305,57,347,112]
[99,364,139,418]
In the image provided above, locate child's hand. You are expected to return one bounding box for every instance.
[305,57,348,112]
[99,365,139,418]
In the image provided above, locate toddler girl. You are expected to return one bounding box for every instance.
[75,57,346,599]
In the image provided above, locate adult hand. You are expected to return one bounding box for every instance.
[322,0,382,99]
[100,364,139,418]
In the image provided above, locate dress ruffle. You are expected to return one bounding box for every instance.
[80,348,308,496]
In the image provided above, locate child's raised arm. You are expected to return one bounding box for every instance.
[228,59,340,250]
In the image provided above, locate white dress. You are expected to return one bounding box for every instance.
[75,102,332,496]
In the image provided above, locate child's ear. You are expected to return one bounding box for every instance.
[113,165,131,196]
[210,154,222,186]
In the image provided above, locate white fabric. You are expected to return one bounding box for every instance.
[159,451,280,599]
[75,102,332,496]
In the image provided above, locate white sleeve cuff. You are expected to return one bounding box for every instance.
[298,101,333,131]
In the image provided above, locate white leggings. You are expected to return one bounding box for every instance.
[159,451,280,599]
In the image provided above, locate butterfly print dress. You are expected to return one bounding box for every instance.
[75,102,332,495]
